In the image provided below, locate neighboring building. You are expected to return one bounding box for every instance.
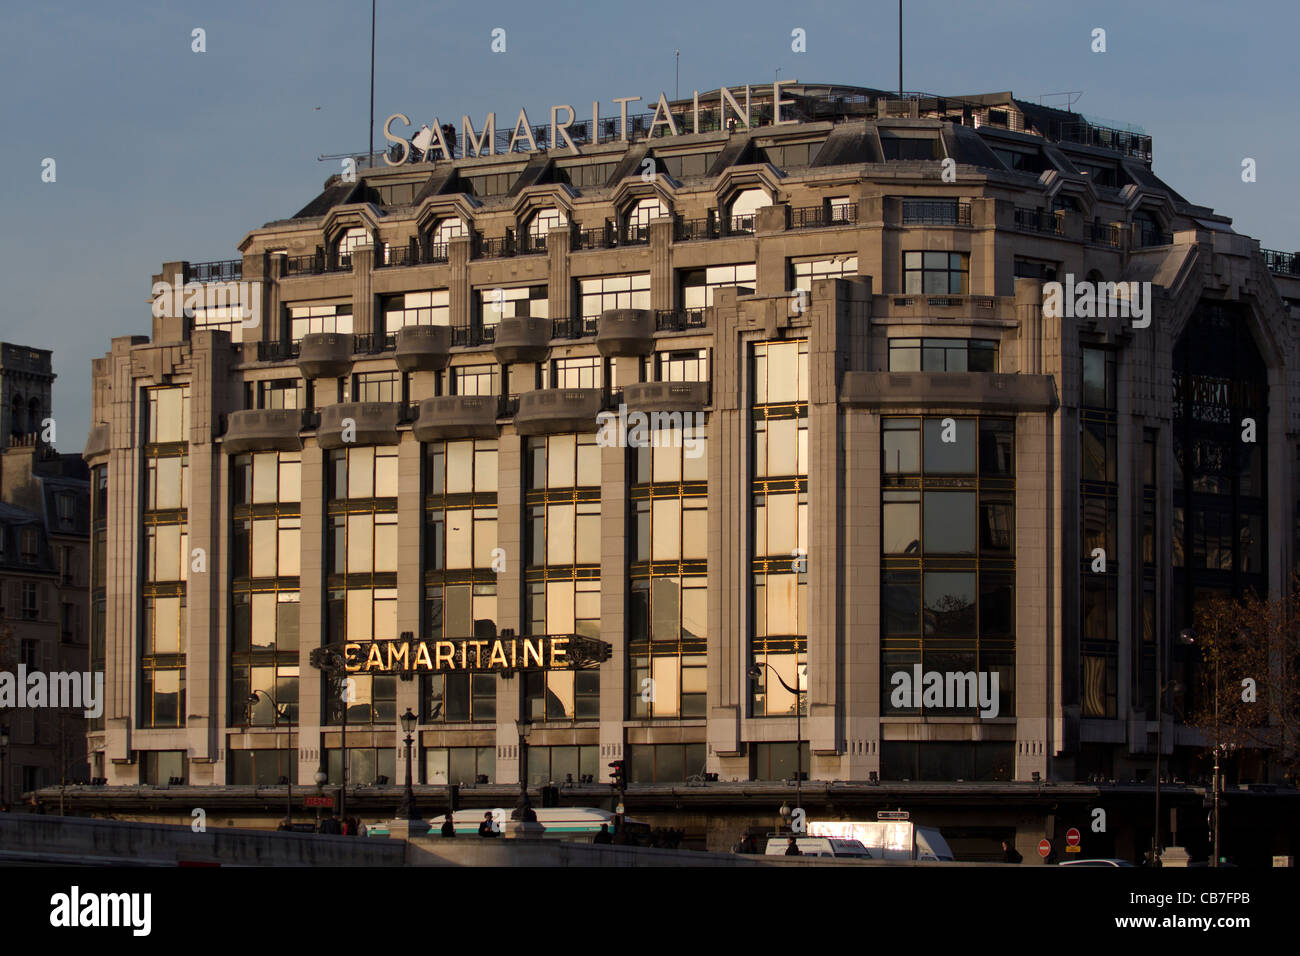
[71,84,1300,858]
[0,344,91,803]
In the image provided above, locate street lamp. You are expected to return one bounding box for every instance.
[748,662,806,818]
[396,707,420,821]
[511,717,536,822]
[313,768,328,830]
[1178,627,1223,867]
[248,690,294,828]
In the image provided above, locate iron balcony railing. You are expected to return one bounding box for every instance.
[257,341,301,362]
[448,324,498,348]
[378,243,449,268]
[1263,249,1300,275]
[654,309,708,332]
[790,203,859,229]
[519,234,548,256]
[498,395,520,417]
[479,236,514,259]
[1135,223,1173,248]
[622,225,651,245]
[901,200,971,226]
[1058,122,1153,162]
[674,217,718,242]
[729,214,757,235]
[1013,207,1064,236]
[553,316,599,339]
[575,226,614,250]
[284,254,350,277]
[1087,222,1122,247]
[353,332,396,354]
[189,259,242,282]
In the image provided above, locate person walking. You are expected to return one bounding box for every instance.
[785,836,802,856]
[593,823,613,845]
[441,813,456,838]
[321,814,342,835]
[478,811,498,837]
[1001,840,1023,864]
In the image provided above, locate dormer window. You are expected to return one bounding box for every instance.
[625,198,668,243]
[728,188,770,234]
[21,526,39,564]
[431,217,467,247]
[336,227,370,267]
[525,208,567,252]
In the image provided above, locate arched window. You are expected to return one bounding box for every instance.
[526,208,567,252]
[336,227,370,267]
[431,217,467,248]
[728,188,770,234]
[29,397,41,434]
[10,394,24,437]
[625,197,668,243]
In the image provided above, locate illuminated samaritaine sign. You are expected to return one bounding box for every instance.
[343,634,611,674]
[383,81,800,165]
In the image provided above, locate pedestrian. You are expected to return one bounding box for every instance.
[593,823,613,845]
[785,836,802,856]
[441,813,456,838]
[1001,840,1023,864]
[478,811,497,837]
[321,814,342,835]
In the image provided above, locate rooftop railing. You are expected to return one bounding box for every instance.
[790,203,859,229]
[901,200,971,226]
[1263,249,1300,275]
[1013,207,1064,236]
[284,254,350,277]
[189,259,242,282]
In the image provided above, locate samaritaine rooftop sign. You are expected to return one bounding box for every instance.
[383,81,800,164]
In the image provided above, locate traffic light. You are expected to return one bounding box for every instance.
[608,760,625,790]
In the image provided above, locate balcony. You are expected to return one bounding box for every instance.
[297,332,354,379]
[519,234,548,255]
[790,203,859,229]
[654,309,708,332]
[514,389,606,435]
[1134,223,1173,248]
[189,259,242,282]
[728,214,756,236]
[317,402,403,449]
[479,236,514,259]
[223,409,307,454]
[575,226,614,250]
[901,200,971,226]
[1013,207,1063,236]
[1086,222,1122,248]
[353,332,396,355]
[412,395,501,441]
[674,217,718,242]
[621,381,711,413]
[1263,249,1300,276]
[394,325,453,372]
[377,242,451,269]
[551,316,599,340]
[492,317,552,364]
[283,253,350,277]
[256,340,301,363]
[595,309,655,357]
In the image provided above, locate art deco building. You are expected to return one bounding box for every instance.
[78,84,1300,851]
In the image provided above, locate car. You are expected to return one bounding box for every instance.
[1058,858,1135,867]
[764,836,874,858]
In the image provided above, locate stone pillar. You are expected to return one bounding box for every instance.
[1015,410,1052,782]
[449,236,472,332]
[395,433,424,783]
[548,226,572,322]
[352,241,375,336]
[842,406,881,780]
[297,442,326,785]
[650,217,673,309]
[495,431,524,785]
[598,440,627,779]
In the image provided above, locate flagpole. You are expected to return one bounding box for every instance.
[369,0,376,167]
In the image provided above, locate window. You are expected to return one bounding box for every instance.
[289,303,353,341]
[624,198,668,243]
[888,338,998,373]
[525,208,567,251]
[656,152,720,180]
[558,162,618,190]
[728,188,770,232]
[579,274,650,319]
[760,141,824,169]
[431,218,467,249]
[21,638,38,666]
[523,745,598,787]
[382,290,449,330]
[450,364,500,397]
[880,131,941,160]
[543,356,603,390]
[650,348,709,383]
[229,750,298,785]
[20,527,39,564]
[791,256,859,292]
[424,746,495,784]
[350,371,404,404]
[139,751,187,786]
[627,743,708,782]
[882,415,1016,717]
[246,378,305,410]
[146,386,189,445]
[681,264,755,310]
[329,446,399,500]
[478,285,548,331]
[528,434,601,491]
[335,227,369,267]
[903,252,968,295]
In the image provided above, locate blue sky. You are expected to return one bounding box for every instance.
[2,0,1296,450]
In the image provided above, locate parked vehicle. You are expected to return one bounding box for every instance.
[806,820,955,861]
[1059,858,1135,867]
[764,836,873,858]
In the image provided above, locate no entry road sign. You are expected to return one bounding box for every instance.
[1037,839,1051,858]
[1066,828,1081,847]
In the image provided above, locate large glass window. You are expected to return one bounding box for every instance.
[624,198,668,243]
[881,415,1016,717]
[289,303,353,341]
[478,285,548,333]
[579,273,650,320]
[902,252,968,295]
[888,338,998,373]
[791,255,859,292]
[681,264,756,311]
[382,290,449,331]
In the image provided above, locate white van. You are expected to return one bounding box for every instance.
[807,821,955,861]
[764,836,873,858]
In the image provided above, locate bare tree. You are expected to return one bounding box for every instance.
[1188,582,1300,776]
